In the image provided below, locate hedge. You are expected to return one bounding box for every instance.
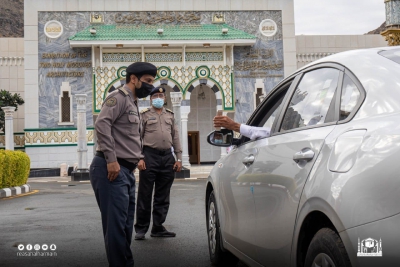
[0,150,30,189]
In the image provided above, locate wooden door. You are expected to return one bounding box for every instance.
[188,131,200,164]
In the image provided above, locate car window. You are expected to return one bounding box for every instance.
[238,82,290,144]
[340,74,361,121]
[280,68,340,132]
[258,93,285,129]
[254,84,290,130]
[378,48,400,64]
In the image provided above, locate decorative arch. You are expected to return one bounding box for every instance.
[155,66,184,93]
[153,78,181,93]
[94,65,234,113]
[103,77,126,100]
[184,76,224,111]
[100,66,128,103]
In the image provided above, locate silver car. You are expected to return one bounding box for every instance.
[206,47,400,267]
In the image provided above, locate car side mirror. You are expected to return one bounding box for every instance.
[207,129,234,147]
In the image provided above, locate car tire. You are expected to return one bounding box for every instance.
[304,228,351,267]
[207,191,238,266]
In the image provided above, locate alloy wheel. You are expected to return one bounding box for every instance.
[208,201,216,255]
[312,253,336,267]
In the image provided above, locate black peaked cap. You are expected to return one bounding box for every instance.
[126,62,157,77]
[149,86,166,96]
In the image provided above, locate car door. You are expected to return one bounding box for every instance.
[217,77,296,262]
[217,139,258,260]
[248,66,344,266]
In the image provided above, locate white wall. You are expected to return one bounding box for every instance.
[27,146,94,169]
[0,38,25,133]
[296,34,388,69]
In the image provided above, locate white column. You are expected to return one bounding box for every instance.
[100,46,103,70]
[182,45,186,67]
[1,106,16,150]
[170,92,182,138]
[75,94,88,170]
[220,111,229,158]
[93,114,98,157]
[91,45,95,74]
[181,112,190,167]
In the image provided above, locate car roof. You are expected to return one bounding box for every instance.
[300,46,400,73]
[295,46,400,92]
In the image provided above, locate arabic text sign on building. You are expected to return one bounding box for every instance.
[259,19,277,37]
[44,20,63,38]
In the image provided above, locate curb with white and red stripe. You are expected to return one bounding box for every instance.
[0,184,31,198]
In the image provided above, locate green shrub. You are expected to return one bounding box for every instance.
[0,89,25,132]
[0,150,30,189]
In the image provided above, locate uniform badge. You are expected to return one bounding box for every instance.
[159,88,163,92]
[105,97,117,107]
[148,117,156,120]
[129,111,138,115]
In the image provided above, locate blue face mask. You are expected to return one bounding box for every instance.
[152,98,164,109]
[214,139,223,144]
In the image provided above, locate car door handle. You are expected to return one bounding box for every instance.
[242,155,255,165]
[293,148,315,163]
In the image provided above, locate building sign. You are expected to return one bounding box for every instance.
[39,52,91,77]
[44,20,63,38]
[90,13,104,24]
[114,12,200,24]
[259,19,277,37]
[212,13,225,24]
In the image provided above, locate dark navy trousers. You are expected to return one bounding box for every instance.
[134,150,175,234]
[90,156,136,267]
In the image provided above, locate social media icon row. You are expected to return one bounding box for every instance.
[18,244,56,251]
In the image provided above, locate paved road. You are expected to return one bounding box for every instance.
[0,178,228,267]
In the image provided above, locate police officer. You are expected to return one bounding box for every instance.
[134,86,182,240]
[89,62,157,267]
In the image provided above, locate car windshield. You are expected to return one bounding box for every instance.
[378,48,400,64]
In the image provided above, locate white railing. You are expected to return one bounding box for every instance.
[296,53,335,63]
[0,57,24,66]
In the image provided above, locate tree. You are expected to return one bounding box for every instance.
[0,89,24,132]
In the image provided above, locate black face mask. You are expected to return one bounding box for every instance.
[135,80,154,98]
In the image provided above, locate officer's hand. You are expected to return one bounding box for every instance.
[138,159,146,171]
[107,161,120,181]
[173,161,182,172]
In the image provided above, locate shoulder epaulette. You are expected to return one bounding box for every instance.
[140,108,150,114]
[166,108,174,114]
[118,88,129,96]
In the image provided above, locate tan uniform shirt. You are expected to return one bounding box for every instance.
[95,85,143,164]
[141,107,182,161]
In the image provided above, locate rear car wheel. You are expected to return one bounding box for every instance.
[207,191,238,266]
[305,228,351,267]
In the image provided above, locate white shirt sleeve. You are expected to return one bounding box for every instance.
[239,124,271,140]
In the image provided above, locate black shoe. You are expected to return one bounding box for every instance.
[150,226,176,238]
[135,232,146,240]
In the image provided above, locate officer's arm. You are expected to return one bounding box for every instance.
[139,118,146,161]
[171,117,182,161]
[95,95,125,163]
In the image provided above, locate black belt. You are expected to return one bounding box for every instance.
[96,151,137,172]
[143,146,172,156]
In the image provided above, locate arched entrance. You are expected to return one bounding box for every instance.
[187,82,221,163]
